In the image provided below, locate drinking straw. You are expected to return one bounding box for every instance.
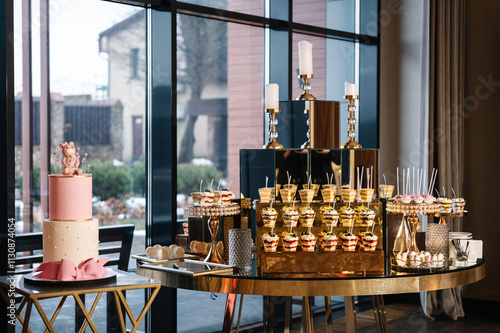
[442,186,446,198]
[357,167,360,190]
[452,188,457,198]
[383,174,387,185]
[412,166,415,194]
[265,176,268,188]
[397,167,399,195]
[371,166,373,189]
[326,172,330,185]
[308,175,312,189]
[210,179,214,190]
[330,174,334,186]
[287,171,291,187]
[217,179,222,191]
[199,179,203,193]
[367,170,370,192]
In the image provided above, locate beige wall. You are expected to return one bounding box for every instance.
[381,0,500,301]
[463,0,500,301]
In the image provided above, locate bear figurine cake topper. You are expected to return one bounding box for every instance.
[59,141,83,175]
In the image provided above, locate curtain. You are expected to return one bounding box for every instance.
[425,0,465,320]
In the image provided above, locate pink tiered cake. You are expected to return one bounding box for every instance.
[34,142,107,281]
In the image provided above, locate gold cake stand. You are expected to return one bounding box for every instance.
[185,203,240,264]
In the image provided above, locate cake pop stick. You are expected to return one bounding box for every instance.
[402,169,405,195]
[371,166,373,189]
[397,167,399,195]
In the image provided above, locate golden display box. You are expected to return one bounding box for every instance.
[258,249,385,277]
[256,202,385,276]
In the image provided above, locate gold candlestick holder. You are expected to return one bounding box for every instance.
[264,108,284,149]
[341,94,362,149]
[297,74,316,100]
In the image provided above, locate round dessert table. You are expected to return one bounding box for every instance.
[136,258,485,332]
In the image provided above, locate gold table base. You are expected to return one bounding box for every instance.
[0,269,160,333]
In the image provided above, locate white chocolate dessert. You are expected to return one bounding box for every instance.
[282,208,299,227]
[300,207,315,227]
[340,207,355,226]
[261,207,278,227]
[359,208,376,226]
[452,197,465,212]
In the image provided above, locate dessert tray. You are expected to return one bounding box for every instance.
[24,270,117,286]
[131,253,199,263]
[137,259,234,277]
[185,202,240,217]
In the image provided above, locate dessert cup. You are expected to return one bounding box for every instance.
[321,188,335,203]
[302,184,320,197]
[298,189,315,202]
[258,187,273,203]
[322,233,338,251]
[341,189,356,203]
[262,232,278,252]
[280,188,296,203]
[283,233,299,252]
[191,192,203,205]
[202,191,215,205]
[213,191,222,204]
[379,185,394,199]
[221,190,232,204]
[359,208,375,226]
[321,208,339,227]
[261,207,278,227]
[341,232,357,251]
[358,188,374,202]
[300,232,316,252]
[440,198,453,213]
[340,207,355,226]
[361,233,378,251]
[282,209,299,227]
[453,198,466,212]
[300,207,315,227]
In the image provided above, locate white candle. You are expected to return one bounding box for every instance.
[298,41,313,75]
[265,83,279,109]
[344,81,357,96]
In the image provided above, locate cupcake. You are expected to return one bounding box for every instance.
[453,198,465,212]
[340,207,355,226]
[282,208,299,227]
[202,190,215,205]
[322,232,338,251]
[283,233,299,252]
[358,188,374,202]
[440,198,453,213]
[423,194,435,204]
[340,232,357,251]
[322,208,339,227]
[300,232,316,252]
[359,208,375,226]
[300,207,316,227]
[361,232,378,251]
[262,232,279,252]
[261,207,278,227]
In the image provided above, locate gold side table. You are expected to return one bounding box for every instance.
[0,268,160,333]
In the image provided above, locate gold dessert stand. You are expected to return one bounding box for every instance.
[186,203,240,264]
[386,201,440,253]
[429,210,468,224]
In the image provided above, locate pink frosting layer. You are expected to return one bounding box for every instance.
[49,175,92,220]
[33,258,109,281]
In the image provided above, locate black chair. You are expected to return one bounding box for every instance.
[15,224,135,333]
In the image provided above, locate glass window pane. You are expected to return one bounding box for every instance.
[293,0,355,33]
[176,13,264,331]
[14,0,146,330]
[179,0,264,17]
